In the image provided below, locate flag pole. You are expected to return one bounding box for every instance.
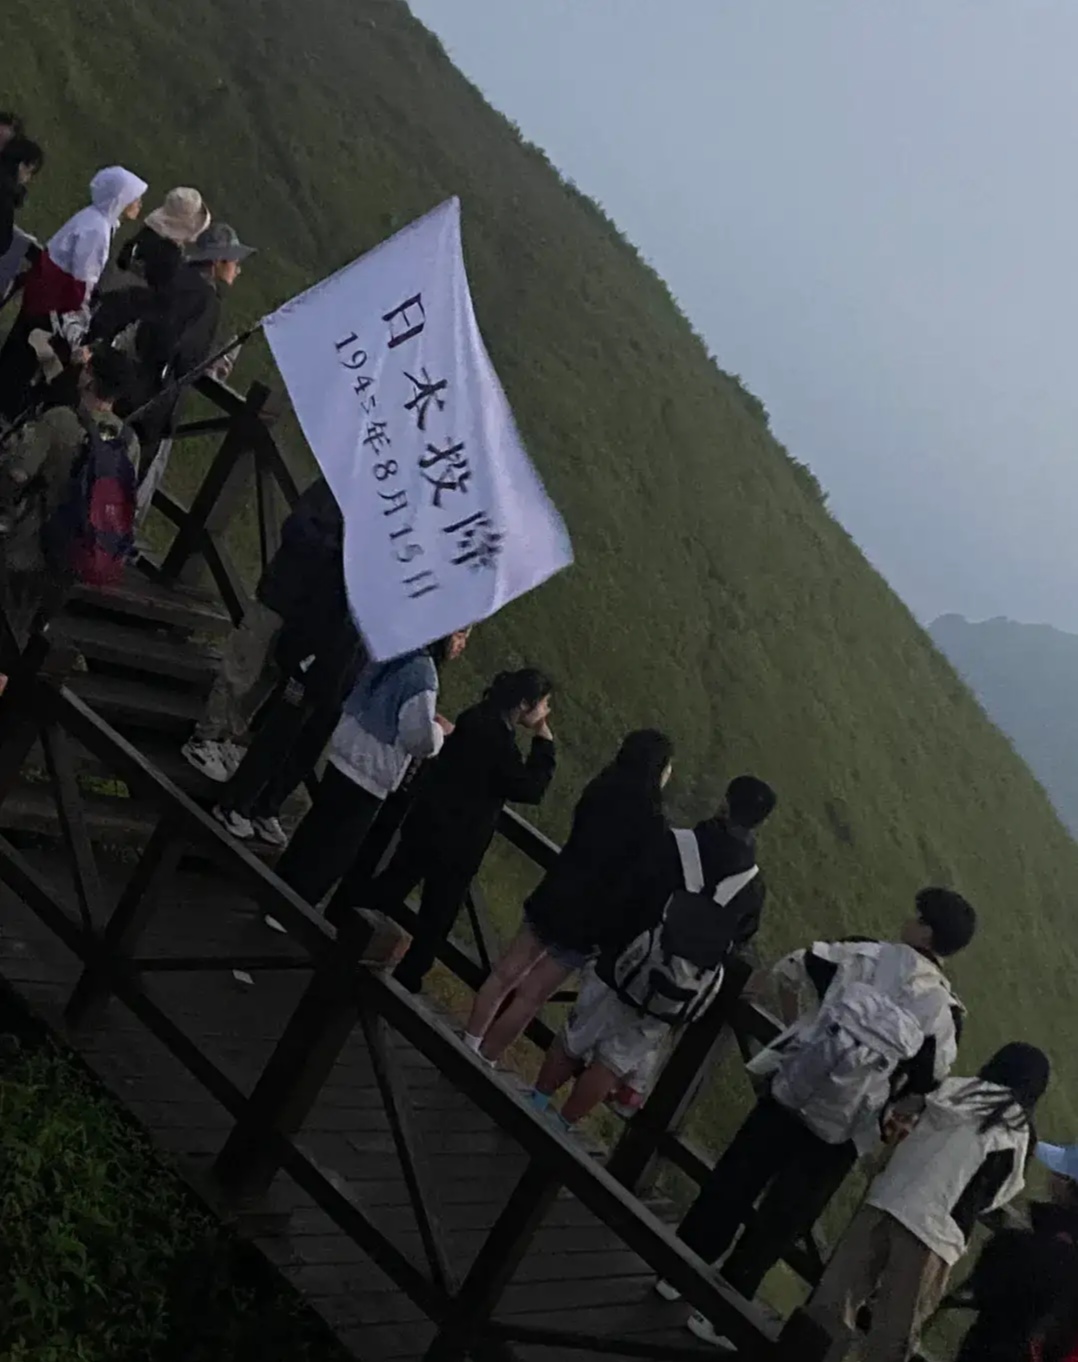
[122,322,265,427]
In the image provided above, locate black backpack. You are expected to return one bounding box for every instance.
[604,828,759,1024]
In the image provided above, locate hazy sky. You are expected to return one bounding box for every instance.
[408,1,1078,630]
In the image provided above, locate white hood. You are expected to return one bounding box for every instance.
[89,166,148,226]
[45,165,148,298]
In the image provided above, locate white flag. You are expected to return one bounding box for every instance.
[263,198,573,661]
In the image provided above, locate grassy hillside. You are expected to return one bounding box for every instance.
[6,0,1078,1154]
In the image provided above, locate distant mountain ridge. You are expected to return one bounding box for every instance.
[930,613,1078,835]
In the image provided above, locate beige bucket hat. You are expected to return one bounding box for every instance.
[144,187,211,244]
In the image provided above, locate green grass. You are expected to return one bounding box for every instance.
[5,0,1078,1341]
[0,990,351,1362]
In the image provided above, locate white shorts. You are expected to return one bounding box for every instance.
[562,968,668,1079]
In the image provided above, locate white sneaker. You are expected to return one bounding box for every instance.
[686,1311,736,1351]
[252,815,288,848]
[182,738,233,783]
[654,1279,682,1302]
[213,804,255,840]
[263,915,287,934]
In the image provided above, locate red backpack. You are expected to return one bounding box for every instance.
[44,408,137,586]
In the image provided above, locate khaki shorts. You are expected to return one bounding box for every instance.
[563,968,668,1079]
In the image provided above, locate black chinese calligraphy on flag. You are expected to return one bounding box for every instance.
[262,197,573,660]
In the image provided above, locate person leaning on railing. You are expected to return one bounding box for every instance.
[87,219,252,455]
[800,1042,1050,1362]
[527,775,774,1135]
[461,728,674,1063]
[267,629,473,912]
[660,890,976,1351]
[364,668,557,997]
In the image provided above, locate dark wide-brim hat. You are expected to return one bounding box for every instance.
[186,221,254,264]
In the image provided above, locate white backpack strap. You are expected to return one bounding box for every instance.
[712,865,759,907]
[672,828,704,893]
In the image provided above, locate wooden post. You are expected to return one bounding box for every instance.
[159,381,272,592]
[64,814,185,1027]
[606,956,752,1192]
[0,629,54,802]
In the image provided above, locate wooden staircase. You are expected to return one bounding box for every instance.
[2,571,240,848]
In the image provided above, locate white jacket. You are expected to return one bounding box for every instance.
[868,1078,1030,1264]
[327,690,444,800]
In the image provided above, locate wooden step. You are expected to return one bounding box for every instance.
[0,777,159,847]
[0,777,281,864]
[24,731,222,807]
[52,614,220,689]
[66,569,233,636]
[65,672,205,735]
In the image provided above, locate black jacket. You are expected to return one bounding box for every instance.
[89,261,222,447]
[261,478,363,698]
[608,816,765,959]
[0,168,24,259]
[115,225,183,290]
[524,766,669,954]
[404,702,556,873]
[956,1201,1078,1362]
[258,477,350,656]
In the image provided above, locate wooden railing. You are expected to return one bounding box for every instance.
[0,375,838,1359]
[0,670,824,1360]
[140,372,829,1274]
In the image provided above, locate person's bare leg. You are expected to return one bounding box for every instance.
[463,924,547,1048]
[480,955,571,1062]
[561,1061,621,1125]
[533,1038,581,1097]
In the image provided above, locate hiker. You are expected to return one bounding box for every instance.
[659,888,975,1348]
[529,775,775,1128]
[193,479,365,850]
[0,347,138,638]
[271,629,472,907]
[462,728,673,1062]
[0,111,24,151]
[91,219,252,453]
[174,222,251,381]
[0,166,147,423]
[954,1140,1078,1362]
[184,476,347,782]
[362,668,557,996]
[214,607,363,854]
[0,136,43,310]
[112,186,211,289]
[0,136,43,259]
[797,1041,1050,1362]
